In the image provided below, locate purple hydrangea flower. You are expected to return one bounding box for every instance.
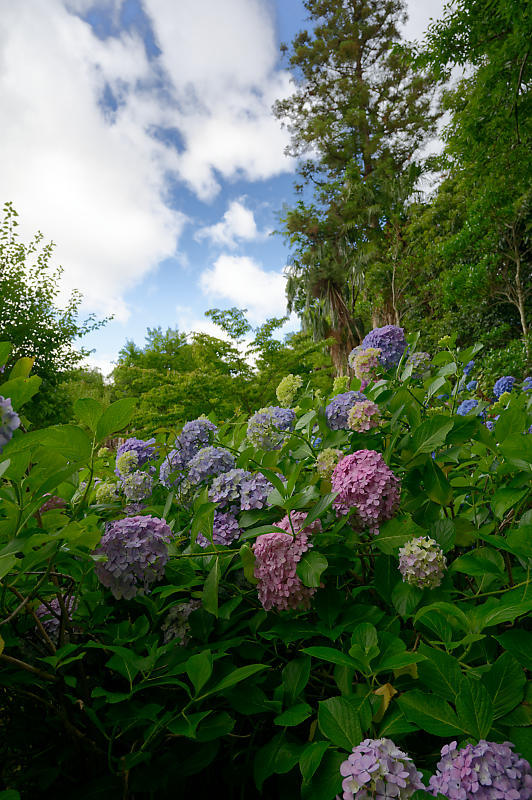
[187,446,235,485]
[406,351,432,378]
[252,512,321,611]
[0,395,20,452]
[349,347,381,389]
[457,398,478,416]
[196,510,241,547]
[429,740,532,799]
[360,326,407,370]
[493,376,516,399]
[339,738,425,800]
[331,450,400,534]
[240,472,274,510]
[162,599,202,645]
[399,536,446,589]
[124,502,147,515]
[464,360,475,377]
[94,515,172,599]
[115,437,157,476]
[121,470,154,501]
[466,380,478,391]
[522,377,532,392]
[246,406,296,450]
[35,595,78,644]
[209,468,249,508]
[326,391,367,430]
[159,418,218,486]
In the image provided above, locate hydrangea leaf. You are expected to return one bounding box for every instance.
[456,676,494,739]
[317,696,362,750]
[482,652,526,719]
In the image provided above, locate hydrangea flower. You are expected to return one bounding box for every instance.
[36,596,78,644]
[115,438,157,476]
[240,472,274,510]
[252,512,321,611]
[406,351,432,378]
[39,495,67,514]
[348,347,382,388]
[94,515,172,599]
[398,536,446,589]
[466,380,478,391]
[121,470,154,502]
[94,481,120,504]
[187,446,235,485]
[493,376,516,399]
[97,446,112,458]
[522,376,532,392]
[331,450,400,534]
[456,398,478,416]
[360,326,407,370]
[326,391,367,430]
[276,374,303,407]
[162,599,202,645]
[196,510,241,547]
[316,448,344,480]
[209,469,249,508]
[333,376,351,395]
[339,738,425,800]
[347,400,381,432]
[0,395,20,452]
[115,450,139,477]
[429,740,532,800]
[247,407,296,450]
[159,418,218,486]
[463,360,475,377]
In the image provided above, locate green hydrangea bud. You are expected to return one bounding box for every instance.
[316,448,343,480]
[276,374,303,407]
[97,446,112,458]
[492,391,511,412]
[438,335,453,348]
[333,376,350,395]
[115,450,138,476]
[94,481,120,504]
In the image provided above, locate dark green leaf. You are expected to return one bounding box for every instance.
[456,676,493,738]
[483,653,525,719]
[318,696,362,750]
[296,550,328,588]
[398,690,465,736]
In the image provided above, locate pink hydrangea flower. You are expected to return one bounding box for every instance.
[331,450,400,534]
[347,400,381,432]
[252,512,321,611]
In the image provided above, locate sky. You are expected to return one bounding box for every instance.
[0,0,446,375]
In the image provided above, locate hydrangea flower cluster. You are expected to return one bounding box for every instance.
[339,738,425,800]
[276,374,303,407]
[115,450,138,477]
[333,376,351,395]
[196,510,241,548]
[326,391,367,430]
[115,438,157,476]
[162,599,202,645]
[209,469,274,511]
[121,470,154,502]
[493,376,516,399]
[159,418,218,486]
[360,326,407,370]
[35,596,78,644]
[187,446,235,485]
[331,450,400,534]
[0,395,20,453]
[349,347,382,389]
[94,481,120,504]
[316,448,344,480]
[429,740,532,799]
[398,536,446,589]
[247,407,296,450]
[97,446,112,458]
[94,515,172,599]
[466,380,478,391]
[239,472,275,510]
[457,398,478,416]
[406,351,432,378]
[522,376,532,392]
[347,400,381,432]
[252,512,321,611]
[39,495,67,514]
[464,360,475,377]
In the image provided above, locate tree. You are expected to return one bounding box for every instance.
[0,202,107,425]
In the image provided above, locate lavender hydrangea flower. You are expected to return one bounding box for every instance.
[360,326,408,370]
[115,438,157,476]
[463,360,475,377]
[121,470,154,501]
[35,596,78,644]
[252,512,321,611]
[196,510,241,547]
[240,472,274,510]
[209,468,249,508]
[316,448,344,480]
[94,515,172,599]
[339,738,425,800]
[522,377,532,392]
[429,740,532,799]
[246,406,296,450]
[0,395,20,452]
[124,502,147,515]
[162,599,202,645]
[159,418,218,486]
[399,536,446,589]
[349,347,382,389]
[347,400,381,432]
[457,398,478,416]
[187,446,235,485]
[326,391,367,430]
[406,351,432,378]
[493,376,516,399]
[331,450,400,534]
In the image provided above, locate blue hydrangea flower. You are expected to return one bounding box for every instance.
[463,360,475,377]
[522,376,532,392]
[209,469,249,508]
[187,446,235,485]
[466,380,477,391]
[325,391,367,430]
[246,407,296,450]
[456,398,478,416]
[0,395,20,453]
[493,375,515,398]
[360,325,407,369]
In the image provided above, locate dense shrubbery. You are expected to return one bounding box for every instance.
[1,328,532,799]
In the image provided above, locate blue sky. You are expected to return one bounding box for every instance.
[0,0,445,374]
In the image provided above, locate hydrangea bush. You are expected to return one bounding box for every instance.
[1,331,532,799]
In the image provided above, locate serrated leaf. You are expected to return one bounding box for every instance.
[456,677,493,738]
[398,690,465,736]
[74,398,103,432]
[318,696,362,750]
[482,652,526,719]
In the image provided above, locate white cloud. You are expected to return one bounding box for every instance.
[195,199,266,248]
[199,253,290,323]
[403,0,446,42]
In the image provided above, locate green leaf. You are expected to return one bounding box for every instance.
[95,398,136,440]
[499,434,532,471]
[410,416,453,456]
[202,558,220,617]
[491,488,528,520]
[391,581,422,618]
[417,644,462,700]
[274,703,313,726]
[318,696,362,750]
[196,711,235,741]
[373,515,424,555]
[74,398,103,432]
[209,664,268,695]
[9,356,34,379]
[239,543,258,584]
[483,652,526,719]
[494,631,532,670]
[456,677,493,738]
[0,375,41,408]
[398,690,465,736]
[302,647,359,669]
[282,657,311,704]
[301,750,343,800]
[429,519,455,553]
[0,341,12,367]
[296,551,328,588]
[450,548,504,577]
[186,650,213,695]
[424,460,453,506]
[254,733,303,790]
[301,492,337,529]
[299,741,329,782]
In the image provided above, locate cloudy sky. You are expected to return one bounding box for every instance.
[0,0,445,374]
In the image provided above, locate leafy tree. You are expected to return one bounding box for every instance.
[0,202,107,425]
